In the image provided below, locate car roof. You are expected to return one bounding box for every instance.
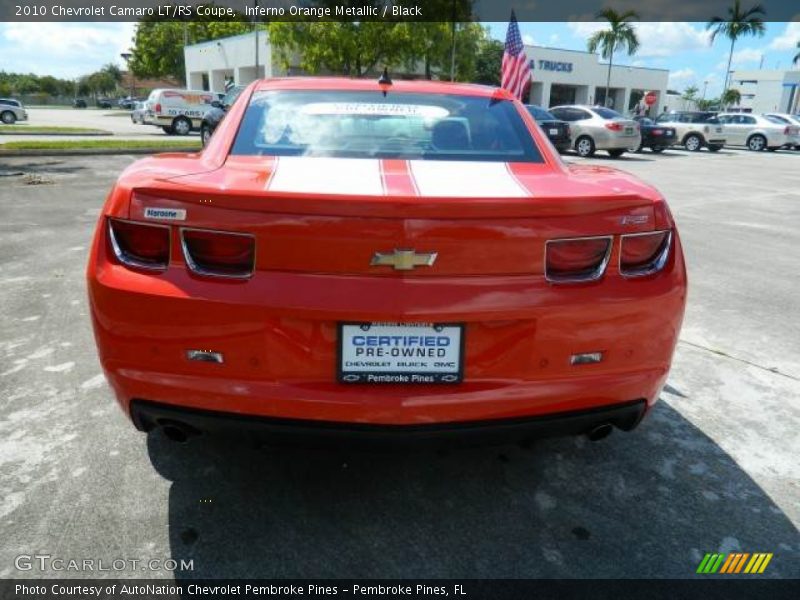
[253,77,510,99]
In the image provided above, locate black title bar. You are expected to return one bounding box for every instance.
[3,0,800,22]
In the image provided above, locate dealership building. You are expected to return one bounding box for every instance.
[729,69,800,114]
[185,34,670,114]
[524,45,669,113]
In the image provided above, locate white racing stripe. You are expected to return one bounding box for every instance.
[408,160,529,198]
[267,156,384,196]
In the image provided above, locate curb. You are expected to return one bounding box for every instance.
[0,147,201,157]
[0,131,112,137]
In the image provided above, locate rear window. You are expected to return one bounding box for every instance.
[231,90,543,163]
[764,115,786,125]
[592,107,622,119]
[526,105,555,121]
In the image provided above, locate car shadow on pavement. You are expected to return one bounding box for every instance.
[149,400,799,579]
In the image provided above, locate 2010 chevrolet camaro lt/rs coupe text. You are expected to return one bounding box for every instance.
[87,77,687,445]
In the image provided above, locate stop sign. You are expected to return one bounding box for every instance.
[644,91,657,106]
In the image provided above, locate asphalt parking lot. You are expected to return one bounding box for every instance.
[0,147,798,579]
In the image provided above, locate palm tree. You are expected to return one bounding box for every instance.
[706,1,766,99]
[587,9,640,108]
[682,85,699,101]
[721,88,741,108]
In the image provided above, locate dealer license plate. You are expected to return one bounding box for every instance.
[624,126,635,135]
[338,323,463,384]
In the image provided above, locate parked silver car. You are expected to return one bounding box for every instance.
[549,105,641,158]
[130,101,148,124]
[0,98,28,124]
[716,113,799,151]
[763,113,800,150]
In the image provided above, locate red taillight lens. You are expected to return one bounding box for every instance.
[545,236,612,283]
[181,229,255,278]
[620,230,672,277]
[154,103,161,113]
[108,219,170,270]
[605,122,622,132]
[652,128,663,136]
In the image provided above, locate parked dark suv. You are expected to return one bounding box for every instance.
[200,85,245,146]
[525,105,571,153]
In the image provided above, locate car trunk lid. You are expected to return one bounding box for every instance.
[128,157,657,277]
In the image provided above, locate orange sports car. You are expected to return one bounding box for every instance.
[87,77,686,445]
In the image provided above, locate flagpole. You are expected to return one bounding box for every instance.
[450,0,457,81]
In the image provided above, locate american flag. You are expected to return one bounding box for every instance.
[501,11,531,100]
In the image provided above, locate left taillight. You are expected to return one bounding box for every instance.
[181,228,255,279]
[605,122,622,132]
[545,236,612,283]
[108,218,170,271]
[619,230,672,277]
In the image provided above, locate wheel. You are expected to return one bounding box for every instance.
[201,124,213,147]
[607,149,626,158]
[1,110,16,124]
[747,134,766,152]
[172,116,192,136]
[162,126,175,135]
[707,144,723,152]
[575,136,595,157]
[130,115,136,123]
[683,134,702,152]
[651,146,666,154]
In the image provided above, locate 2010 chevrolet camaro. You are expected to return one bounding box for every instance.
[87,77,687,445]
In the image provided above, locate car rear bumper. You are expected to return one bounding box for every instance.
[130,397,647,447]
[87,216,686,430]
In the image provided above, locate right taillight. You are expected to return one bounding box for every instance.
[545,236,612,283]
[108,218,170,271]
[619,230,672,277]
[181,228,255,279]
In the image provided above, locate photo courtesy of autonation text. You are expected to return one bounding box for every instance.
[0,1,798,599]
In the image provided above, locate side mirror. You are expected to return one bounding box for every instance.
[211,100,222,109]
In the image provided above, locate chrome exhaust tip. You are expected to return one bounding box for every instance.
[587,423,613,442]
[159,420,198,443]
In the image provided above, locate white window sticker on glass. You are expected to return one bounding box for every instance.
[301,103,450,119]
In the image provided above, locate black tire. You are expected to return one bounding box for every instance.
[172,116,192,136]
[162,126,175,135]
[707,144,723,152]
[747,134,766,152]
[608,149,626,158]
[683,134,702,152]
[1,110,16,125]
[575,135,595,157]
[651,146,666,154]
[201,124,212,147]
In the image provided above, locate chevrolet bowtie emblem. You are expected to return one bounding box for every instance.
[370,249,438,271]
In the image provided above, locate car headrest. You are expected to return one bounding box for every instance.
[432,119,470,151]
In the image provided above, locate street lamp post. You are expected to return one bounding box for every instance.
[120,52,134,99]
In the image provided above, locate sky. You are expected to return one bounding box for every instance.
[0,21,798,98]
